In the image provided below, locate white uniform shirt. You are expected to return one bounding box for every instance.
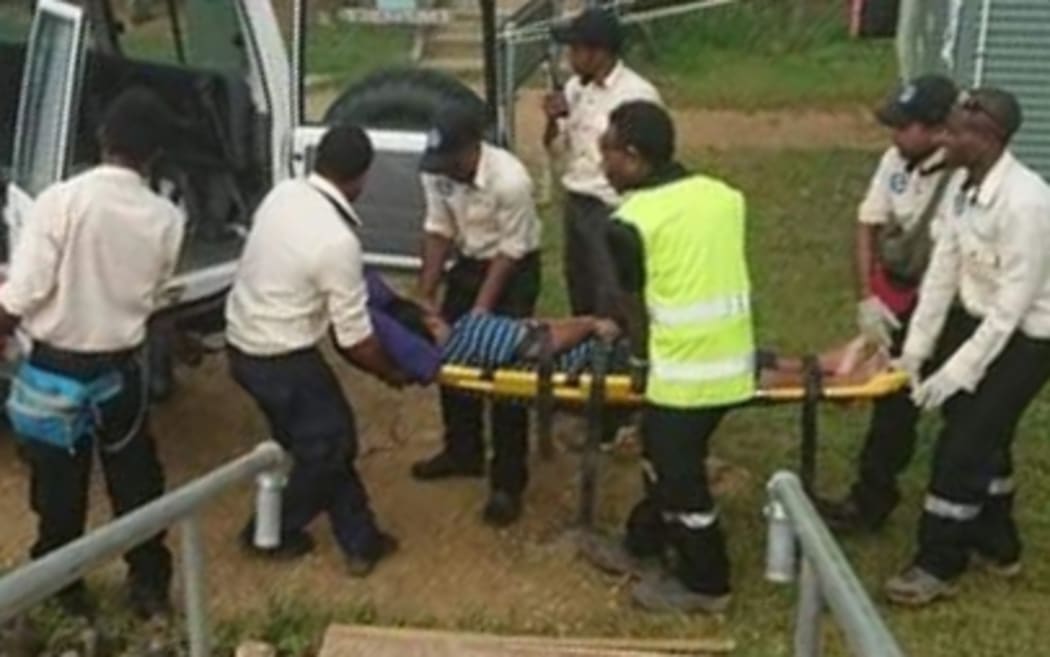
[225,174,373,356]
[554,61,661,206]
[422,143,541,260]
[904,151,1050,389]
[0,165,184,352]
[858,147,952,233]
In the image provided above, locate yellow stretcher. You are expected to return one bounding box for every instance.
[439,366,909,406]
[438,362,910,526]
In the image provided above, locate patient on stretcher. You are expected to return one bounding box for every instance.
[376,290,888,389]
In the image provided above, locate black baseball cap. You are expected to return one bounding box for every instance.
[876,74,959,128]
[419,103,485,174]
[552,8,624,53]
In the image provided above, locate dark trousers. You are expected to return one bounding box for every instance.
[22,343,172,601]
[228,347,382,559]
[623,405,731,595]
[850,319,920,523]
[563,192,617,317]
[563,192,630,439]
[439,253,540,496]
[916,313,1050,580]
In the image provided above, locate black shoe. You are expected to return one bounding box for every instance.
[814,495,884,535]
[128,585,173,621]
[54,586,97,620]
[482,491,522,527]
[239,524,316,561]
[346,532,400,578]
[411,451,483,481]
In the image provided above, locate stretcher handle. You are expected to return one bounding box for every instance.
[800,354,824,495]
[577,338,611,527]
[535,325,556,461]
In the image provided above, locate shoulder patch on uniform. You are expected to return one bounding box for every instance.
[435,177,455,197]
[889,171,908,195]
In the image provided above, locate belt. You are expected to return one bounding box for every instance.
[31,342,139,378]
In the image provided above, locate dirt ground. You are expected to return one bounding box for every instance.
[0,88,878,649]
[306,87,884,158]
[0,353,753,642]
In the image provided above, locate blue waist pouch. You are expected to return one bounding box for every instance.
[6,362,124,452]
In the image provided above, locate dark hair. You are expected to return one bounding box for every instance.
[315,124,374,182]
[608,101,675,167]
[386,296,435,345]
[962,87,1023,142]
[98,87,174,165]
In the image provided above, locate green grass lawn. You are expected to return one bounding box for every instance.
[628,1,897,110]
[533,145,1049,657]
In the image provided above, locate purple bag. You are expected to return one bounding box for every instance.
[364,270,442,384]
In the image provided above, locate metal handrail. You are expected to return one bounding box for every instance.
[0,441,288,657]
[766,471,907,657]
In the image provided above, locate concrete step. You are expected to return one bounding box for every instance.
[423,55,484,76]
[318,624,733,657]
[429,31,484,47]
[423,38,483,60]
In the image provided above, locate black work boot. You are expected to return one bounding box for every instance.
[482,490,523,527]
[239,523,316,561]
[346,532,400,578]
[814,495,885,535]
[54,585,98,621]
[631,573,731,614]
[411,451,484,481]
[576,531,660,579]
[128,584,173,621]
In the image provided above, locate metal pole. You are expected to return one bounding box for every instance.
[504,20,517,148]
[794,558,823,657]
[577,341,610,527]
[181,515,211,657]
[480,0,500,128]
[765,500,796,584]
[0,442,286,622]
[768,471,908,657]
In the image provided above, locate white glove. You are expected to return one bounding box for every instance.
[891,352,924,385]
[910,368,964,410]
[857,295,901,349]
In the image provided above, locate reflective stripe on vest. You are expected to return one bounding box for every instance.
[649,293,751,328]
[650,354,754,383]
[619,174,755,408]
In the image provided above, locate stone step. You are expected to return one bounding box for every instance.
[317,624,733,657]
[423,37,483,60]
[429,31,484,47]
[424,56,484,76]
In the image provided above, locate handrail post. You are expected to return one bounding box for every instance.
[181,514,210,657]
[767,470,908,657]
[794,558,823,657]
[765,499,796,583]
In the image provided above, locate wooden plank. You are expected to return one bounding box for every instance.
[320,624,735,656]
[320,634,669,657]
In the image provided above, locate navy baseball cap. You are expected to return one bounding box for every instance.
[876,74,959,128]
[552,8,624,53]
[419,103,484,174]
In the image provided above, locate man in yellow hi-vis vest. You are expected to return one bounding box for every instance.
[577,101,754,614]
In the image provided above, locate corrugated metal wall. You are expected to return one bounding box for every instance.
[901,0,1050,181]
[972,0,1050,181]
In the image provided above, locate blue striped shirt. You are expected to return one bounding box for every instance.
[441,314,528,369]
[441,313,615,372]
